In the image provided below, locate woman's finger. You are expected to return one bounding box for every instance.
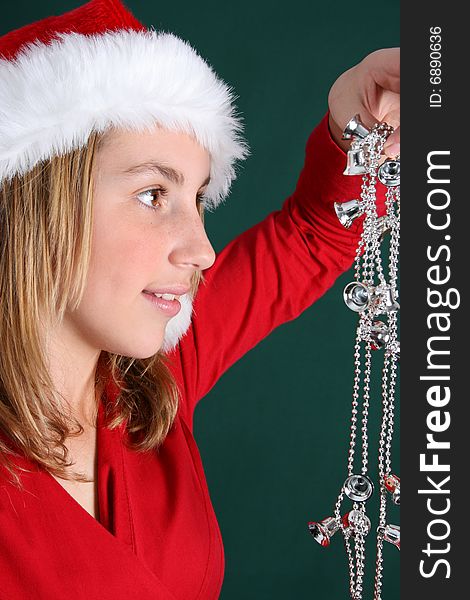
[363,47,400,94]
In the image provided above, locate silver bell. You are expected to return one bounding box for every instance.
[343,282,373,312]
[343,474,374,502]
[342,509,372,538]
[342,114,371,141]
[308,516,340,547]
[375,285,400,314]
[381,524,400,551]
[370,320,390,350]
[334,199,364,228]
[378,158,400,187]
[343,146,367,175]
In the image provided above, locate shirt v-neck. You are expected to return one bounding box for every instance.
[44,389,136,551]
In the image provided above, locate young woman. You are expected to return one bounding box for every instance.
[0,0,399,597]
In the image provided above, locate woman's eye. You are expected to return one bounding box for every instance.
[136,187,168,210]
[136,187,206,211]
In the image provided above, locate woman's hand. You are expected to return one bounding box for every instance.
[328,47,400,158]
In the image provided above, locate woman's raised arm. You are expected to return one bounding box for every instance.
[171,48,400,428]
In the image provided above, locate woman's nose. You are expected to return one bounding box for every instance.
[169,211,216,272]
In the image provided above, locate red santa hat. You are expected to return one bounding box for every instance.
[0,0,251,353]
[0,0,249,212]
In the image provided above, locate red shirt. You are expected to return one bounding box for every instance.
[0,112,386,599]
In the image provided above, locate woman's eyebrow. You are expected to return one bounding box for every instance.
[120,161,210,188]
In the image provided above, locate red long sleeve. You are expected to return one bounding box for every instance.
[171,111,387,429]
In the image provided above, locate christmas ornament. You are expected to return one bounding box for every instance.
[334,199,365,228]
[307,114,400,600]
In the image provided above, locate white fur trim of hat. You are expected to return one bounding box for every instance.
[0,28,250,212]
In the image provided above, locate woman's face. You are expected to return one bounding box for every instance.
[64,125,216,359]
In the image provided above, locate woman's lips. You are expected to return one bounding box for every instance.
[142,291,182,316]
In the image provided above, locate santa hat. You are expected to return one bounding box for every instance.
[0,0,249,212]
[0,0,250,353]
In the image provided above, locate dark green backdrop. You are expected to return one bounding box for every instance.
[1,2,400,598]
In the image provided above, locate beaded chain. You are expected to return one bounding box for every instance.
[307,115,400,600]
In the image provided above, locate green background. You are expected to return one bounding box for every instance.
[1,1,400,598]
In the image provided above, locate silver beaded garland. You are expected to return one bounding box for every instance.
[307,114,400,600]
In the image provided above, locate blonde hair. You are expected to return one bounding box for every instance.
[0,130,204,489]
